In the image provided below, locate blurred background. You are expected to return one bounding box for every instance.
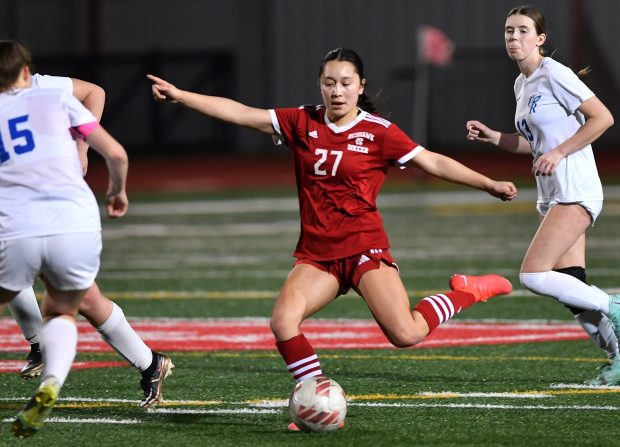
[1,0,618,161]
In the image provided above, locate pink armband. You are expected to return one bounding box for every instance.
[71,121,99,139]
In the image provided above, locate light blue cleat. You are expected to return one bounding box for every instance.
[590,295,620,385]
[607,294,620,339]
[585,358,620,385]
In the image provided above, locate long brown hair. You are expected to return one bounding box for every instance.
[0,40,33,92]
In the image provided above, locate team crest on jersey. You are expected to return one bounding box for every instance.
[347,131,375,142]
[346,132,373,154]
[528,94,542,113]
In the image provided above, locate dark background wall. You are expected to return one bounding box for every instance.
[2,0,618,156]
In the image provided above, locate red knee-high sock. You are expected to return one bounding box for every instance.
[413,290,476,333]
[276,333,323,381]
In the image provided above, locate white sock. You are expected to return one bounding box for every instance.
[8,288,43,344]
[40,317,77,387]
[520,271,610,312]
[96,302,153,371]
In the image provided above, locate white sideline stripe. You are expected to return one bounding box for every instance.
[147,408,279,415]
[0,397,141,403]
[122,190,541,216]
[1,417,140,424]
[120,186,620,217]
[352,402,620,411]
[551,383,620,390]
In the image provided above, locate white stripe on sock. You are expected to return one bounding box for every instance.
[296,369,323,382]
[422,297,445,323]
[292,361,321,376]
[434,294,456,318]
[287,354,318,370]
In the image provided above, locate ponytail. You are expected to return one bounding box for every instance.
[358,92,380,115]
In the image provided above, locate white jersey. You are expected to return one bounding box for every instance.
[514,57,603,205]
[32,73,72,92]
[0,87,100,239]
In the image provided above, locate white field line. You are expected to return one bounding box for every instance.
[351,402,620,411]
[551,383,620,389]
[116,186,620,217]
[1,417,140,424]
[2,388,620,427]
[147,408,280,415]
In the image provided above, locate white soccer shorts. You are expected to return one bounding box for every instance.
[537,199,603,225]
[0,231,101,291]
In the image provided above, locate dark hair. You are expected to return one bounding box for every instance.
[0,40,33,92]
[507,5,547,56]
[318,48,379,115]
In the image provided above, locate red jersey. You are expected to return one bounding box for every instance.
[269,105,423,261]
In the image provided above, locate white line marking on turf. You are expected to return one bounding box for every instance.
[148,408,280,415]
[0,397,140,404]
[352,402,620,411]
[2,417,140,424]
[551,383,620,389]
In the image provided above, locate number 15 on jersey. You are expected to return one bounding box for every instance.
[0,115,35,163]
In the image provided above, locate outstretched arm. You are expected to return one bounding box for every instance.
[411,150,518,201]
[147,74,274,135]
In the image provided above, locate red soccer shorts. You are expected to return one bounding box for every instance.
[294,248,399,296]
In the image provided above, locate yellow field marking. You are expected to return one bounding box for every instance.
[352,393,463,400]
[60,402,128,409]
[534,388,620,396]
[61,351,605,368]
[2,386,619,414]
[349,388,620,400]
[210,351,605,365]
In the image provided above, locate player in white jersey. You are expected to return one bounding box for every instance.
[0,40,129,438]
[465,6,619,385]
[5,71,174,408]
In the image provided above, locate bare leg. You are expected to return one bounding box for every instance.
[357,262,429,347]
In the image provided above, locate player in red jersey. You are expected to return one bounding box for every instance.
[148,47,517,427]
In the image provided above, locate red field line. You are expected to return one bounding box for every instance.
[0,318,587,353]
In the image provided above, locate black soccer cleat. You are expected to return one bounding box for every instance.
[139,352,174,408]
[20,343,44,379]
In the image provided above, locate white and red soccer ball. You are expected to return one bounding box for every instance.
[288,375,347,433]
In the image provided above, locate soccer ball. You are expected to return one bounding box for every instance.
[288,375,347,433]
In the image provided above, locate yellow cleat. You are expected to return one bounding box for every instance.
[12,376,60,438]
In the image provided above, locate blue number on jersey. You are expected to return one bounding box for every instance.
[516,118,534,142]
[0,115,36,163]
[0,131,8,163]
